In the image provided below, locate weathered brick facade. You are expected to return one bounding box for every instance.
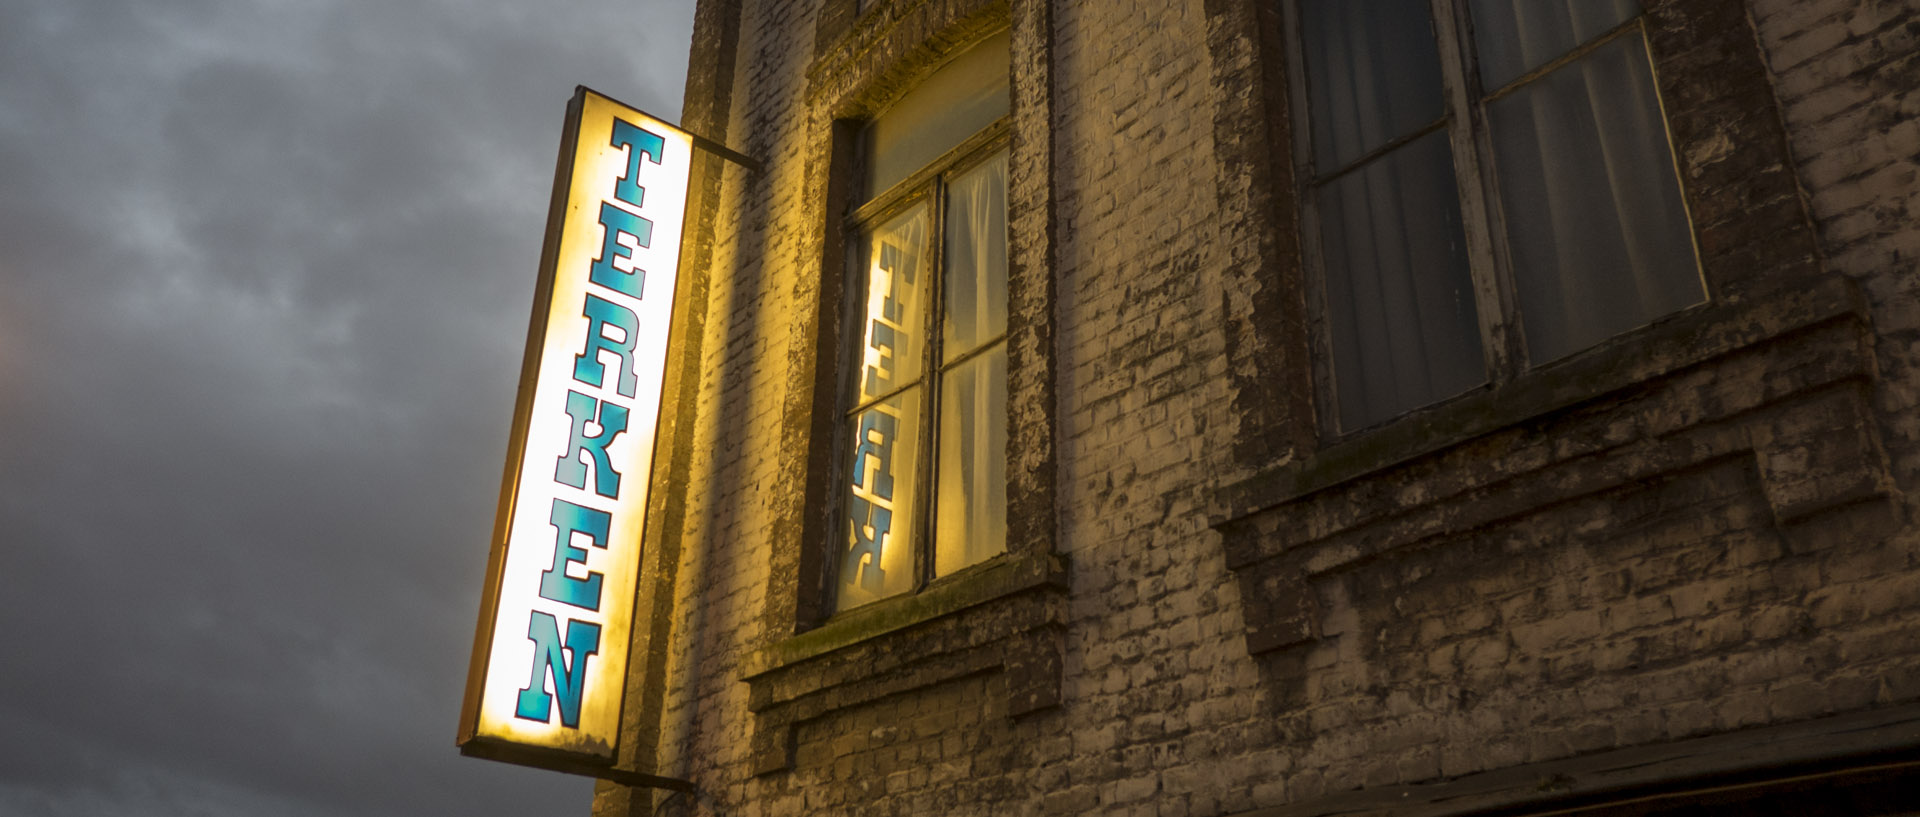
[593,0,1920,814]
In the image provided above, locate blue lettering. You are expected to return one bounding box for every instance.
[589,202,654,300]
[574,294,640,398]
[846,496,892,593]
[556,391,628,499]
[514,611,601,727]
[844,411,899,592]
[610,118,666,209]
[863,242,915,395]
[852,411,898,500]
[540,499,608,611]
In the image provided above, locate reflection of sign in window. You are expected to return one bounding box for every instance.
[843,237,919,593]
[832,31,1011,614]
[835,150,1010,613]
[846,407,899,592]
[864,242,915,395]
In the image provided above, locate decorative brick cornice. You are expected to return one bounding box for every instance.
[1215,275,1894,656]
[742,551,1067,774]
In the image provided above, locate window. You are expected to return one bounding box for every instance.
[1289,0,1704,432]
[835,32,1011,612]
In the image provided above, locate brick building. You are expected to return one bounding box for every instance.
[589,0,1920,814]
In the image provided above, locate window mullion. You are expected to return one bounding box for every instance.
[1312,118,1448,186]
[939,330,1011,372]
[914,175,947,592]
[1279,0,1342,441]
[1430,0,1526,383]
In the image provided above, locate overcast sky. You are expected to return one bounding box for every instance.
[0,1,695,814]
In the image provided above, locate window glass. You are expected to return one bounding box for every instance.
[837,391,922,611]
[838,41,1009,611]
[861,30,1011,202]
[942,152,1009,357]
[1319,130,1485,431]
[838,204,931,612]
[1299,0,1446,170]
[933,149,1009,576]
[855,206,929,404]
[935,344,1007,576]
[1488,32,1703,362]
[1469,0,1640,90]
[1292,0,1701,430]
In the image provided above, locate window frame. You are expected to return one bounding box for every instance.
[1282,0,1706,440]
[832,117,1014,613]
[745,6,1066,772]
[1203,0,1836,577]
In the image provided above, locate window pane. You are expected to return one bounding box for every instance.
[943,150,1009,359]
[836,389,922,611]
[855,204,930,404]
[934,344,1007,577]
[1469,0,1640,90]
[1299,0,1446,170]
[861,30,1010,202]
[1488,32,1703,363]
[1319,129,1485,431]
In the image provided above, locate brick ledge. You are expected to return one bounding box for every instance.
[1212,274,1870,527]
[744,548,1066,678]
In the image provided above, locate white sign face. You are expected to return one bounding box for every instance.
[461,88,692,763]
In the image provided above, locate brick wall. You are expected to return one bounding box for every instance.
[1752,0,1920,475]
[620,0,1920,815]
[642,0,817,810]
[1048,1,1271,812]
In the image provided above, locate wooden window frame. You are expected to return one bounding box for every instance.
[832,120,1014,612]
[1283,0,1704,440]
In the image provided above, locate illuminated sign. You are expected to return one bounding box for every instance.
[458,87,692,772]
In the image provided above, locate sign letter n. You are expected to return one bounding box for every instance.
[515,611,601,727]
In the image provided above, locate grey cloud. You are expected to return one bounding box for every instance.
[0,0,694,814]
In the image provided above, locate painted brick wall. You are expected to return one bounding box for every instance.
[624,0,1920,815]
[1752,0,1920,474]
[643,0,817,811]
[1048,0,1270,813]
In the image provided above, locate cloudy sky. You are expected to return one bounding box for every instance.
[0,1,695,814]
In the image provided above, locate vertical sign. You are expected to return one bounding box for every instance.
[459,87,692,768]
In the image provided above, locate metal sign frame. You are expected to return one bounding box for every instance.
[457,86,726,791]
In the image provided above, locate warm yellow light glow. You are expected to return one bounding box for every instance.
[835,210,927,611]
[465,89,693,762]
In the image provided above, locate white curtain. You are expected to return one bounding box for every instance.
[935,151,1009,576]
[1301,0,1486,430]
[1470,2,1704,361]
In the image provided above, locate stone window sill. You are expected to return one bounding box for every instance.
[740,548,1068,775]
[1213,273,1871,527]
[744,547,1066,678]
[1209,273,1890,657]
